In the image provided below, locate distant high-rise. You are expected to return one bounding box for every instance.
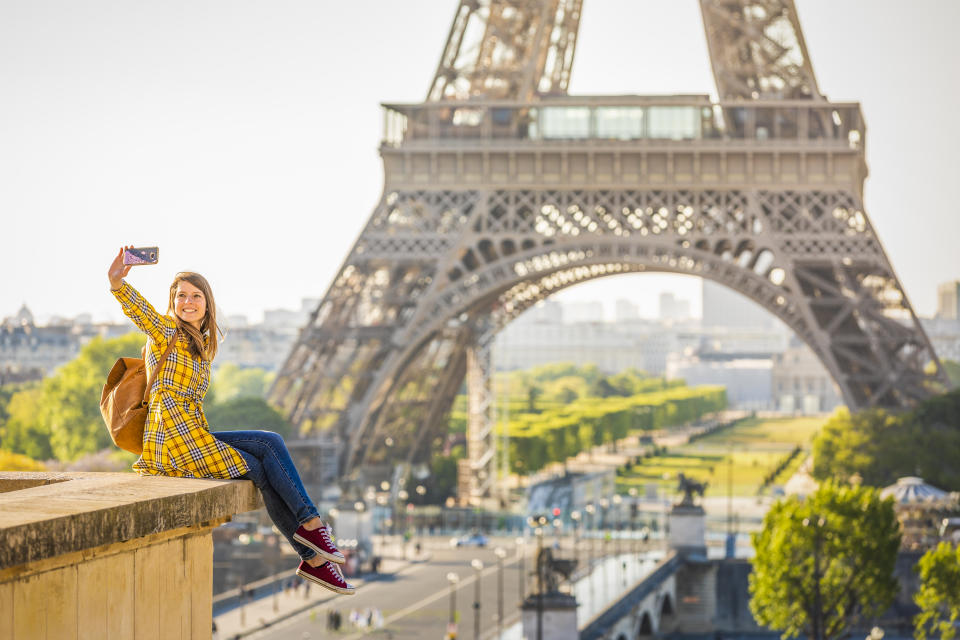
[563,301,604,324]
[658,292,691,320]
[614,299,640,323]
[937,281,960,320]
[701,280,775,330]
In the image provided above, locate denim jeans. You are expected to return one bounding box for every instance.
[214,430,319,561]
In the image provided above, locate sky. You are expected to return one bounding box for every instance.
[2,0,958,325]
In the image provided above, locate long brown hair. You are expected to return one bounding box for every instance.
[167,272,221,361]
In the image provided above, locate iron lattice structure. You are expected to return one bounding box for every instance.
[270,0,949,498]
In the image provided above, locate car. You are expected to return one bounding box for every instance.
[451,533,489,547]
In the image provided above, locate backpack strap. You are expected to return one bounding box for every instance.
[142,330,179,407]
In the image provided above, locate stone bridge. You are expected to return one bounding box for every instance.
[580,553,681,640]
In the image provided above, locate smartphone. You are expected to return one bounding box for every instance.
[122,247,159,266]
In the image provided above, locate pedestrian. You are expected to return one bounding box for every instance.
[107,248,355,595]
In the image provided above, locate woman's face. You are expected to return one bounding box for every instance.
[174,280,207,329]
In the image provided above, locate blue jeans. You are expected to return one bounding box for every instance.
[214,430,319,561]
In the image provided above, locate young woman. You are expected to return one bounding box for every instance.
[107,246,355,595]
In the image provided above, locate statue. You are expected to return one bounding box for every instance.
[534,547,576,594]
[676,472,707,507]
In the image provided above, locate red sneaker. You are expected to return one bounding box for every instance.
[293,524,345,564]
[296,560,355,595]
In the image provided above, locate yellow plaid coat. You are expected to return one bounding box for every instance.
[112,281,249,478]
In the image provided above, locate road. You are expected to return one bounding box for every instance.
[247,537,528,640]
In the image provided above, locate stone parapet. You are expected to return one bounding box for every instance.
[0,471,261,640]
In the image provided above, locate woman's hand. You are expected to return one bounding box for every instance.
[109,246,133,290]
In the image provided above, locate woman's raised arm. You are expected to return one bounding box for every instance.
[108,246,175,345]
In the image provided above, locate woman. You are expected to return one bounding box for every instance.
[107,246,355,595]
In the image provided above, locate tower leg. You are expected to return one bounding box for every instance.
[460,327,497,505]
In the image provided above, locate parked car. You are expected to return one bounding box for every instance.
[451,533,489,547]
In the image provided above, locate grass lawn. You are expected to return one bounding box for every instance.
[616,415,825,498]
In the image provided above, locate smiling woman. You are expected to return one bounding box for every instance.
[105,246,357,596]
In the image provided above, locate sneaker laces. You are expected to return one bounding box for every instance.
[325,562,346,586]
[320,527,334,546]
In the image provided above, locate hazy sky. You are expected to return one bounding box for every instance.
[2,0,958,325]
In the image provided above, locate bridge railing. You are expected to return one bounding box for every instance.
[0,471,261,640]
[381,95,864,150]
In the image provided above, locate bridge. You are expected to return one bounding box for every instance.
[268,0,948,500]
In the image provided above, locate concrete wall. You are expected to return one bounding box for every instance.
[0,472,261,640]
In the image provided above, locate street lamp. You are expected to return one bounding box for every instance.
[612,494,623,557]
[803,515,827,640]
[570,510,581,554]
[515,536,525,601]
[471,558,484,640]
[495,547,507,638]
[534,524,545,640]
[599,497,610,561]
[446,572,460,640]
[584,503,595,567]
[628,487,638,554]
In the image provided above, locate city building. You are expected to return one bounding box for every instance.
[262,298,321,331]
[666,351,773,410]
[771,340,843,413]
[658,291,691,320]
[614,299,640,323]
[561,300,604,324]
[701,279,776,330]
[217,326,297,372]
[936,280,960,320]
[921,317,960,364]
[0,304,130,383]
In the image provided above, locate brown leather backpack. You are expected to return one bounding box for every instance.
[100,332,177,455]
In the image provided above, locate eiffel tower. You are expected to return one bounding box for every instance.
[270,0,949,500]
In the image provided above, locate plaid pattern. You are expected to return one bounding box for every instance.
[112,281,249,478]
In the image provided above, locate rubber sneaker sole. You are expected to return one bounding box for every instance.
[293,532,346,564]
[296,566,356,595]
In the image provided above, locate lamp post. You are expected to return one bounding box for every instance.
[628,487,638,555]
[599,497,610,601]
[515,536,525,601]
[471,558,484,640]
[570,510,581,556]
[495,547,507,638]
[584,503,595,568]
[534,523,545,640]
[803,515,827,640]
[599,497,609,560]
[612,494,623,557]
[446,572,460,640]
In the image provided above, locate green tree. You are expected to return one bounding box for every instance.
[0,386,52,460]
[210,363,274,402]
[813,390,960,490]
[943,360,960,387]
[206,397,295,439]
[914,541,960,640]
[590,376,618,398]
[44,333,146,460]
[749,482,901,639]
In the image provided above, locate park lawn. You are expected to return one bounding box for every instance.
[680,416,823,451]
[616,415,826,498]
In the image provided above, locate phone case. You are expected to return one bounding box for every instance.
[123,247,159,265]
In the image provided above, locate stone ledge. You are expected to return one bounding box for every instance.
[0,472,261,570]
